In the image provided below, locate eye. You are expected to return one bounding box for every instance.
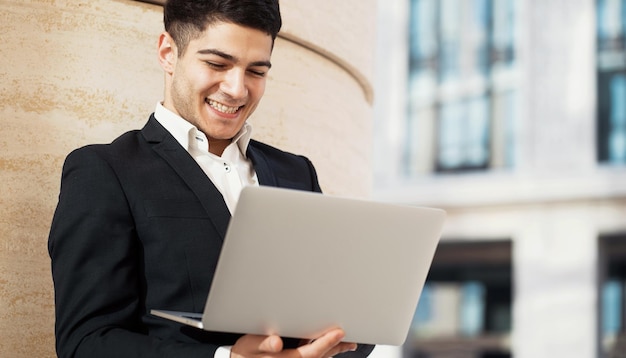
[205,61,226,70]
[248,69,267,77]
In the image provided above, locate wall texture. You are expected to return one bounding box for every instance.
[0,0,376,356]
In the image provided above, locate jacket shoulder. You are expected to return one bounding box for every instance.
[248,139,316,169]
[248,139,322,192]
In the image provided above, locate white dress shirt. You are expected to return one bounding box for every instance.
[154,102,259,214]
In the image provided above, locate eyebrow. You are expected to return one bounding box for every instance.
[197,48,272,68]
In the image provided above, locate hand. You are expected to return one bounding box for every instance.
[231,328,357,358]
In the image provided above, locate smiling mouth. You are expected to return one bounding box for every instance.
[206,99,242,115]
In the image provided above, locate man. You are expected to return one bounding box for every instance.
[48,0,374,357]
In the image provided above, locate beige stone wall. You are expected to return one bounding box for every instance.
[0,0,375,356]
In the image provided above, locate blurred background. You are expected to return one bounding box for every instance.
[372,0,626,357]
[1,0,626,357]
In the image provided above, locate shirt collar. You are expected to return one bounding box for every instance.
[153,102,253,157]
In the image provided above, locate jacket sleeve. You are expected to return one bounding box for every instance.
[48,147,218,358]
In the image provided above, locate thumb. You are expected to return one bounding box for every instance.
[258,335,283,353]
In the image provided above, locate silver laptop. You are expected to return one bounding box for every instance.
[152,185,445,346]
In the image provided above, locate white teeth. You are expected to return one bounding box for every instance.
[207,99,240,114]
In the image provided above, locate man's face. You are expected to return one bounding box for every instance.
[161,21,274,144]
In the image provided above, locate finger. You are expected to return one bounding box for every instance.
[258,335,284,353]
[296,329,346,358]
[232,334,284,358]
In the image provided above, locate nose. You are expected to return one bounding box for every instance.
[220,69,247,100]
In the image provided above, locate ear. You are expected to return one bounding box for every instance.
[158,32,177,74]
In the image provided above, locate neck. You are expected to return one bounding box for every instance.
[208,138,231,157]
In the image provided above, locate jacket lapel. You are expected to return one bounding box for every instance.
[140,115,231,239]
[247,142,278,187]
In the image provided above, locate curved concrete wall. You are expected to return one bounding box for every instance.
[0,0,375,356]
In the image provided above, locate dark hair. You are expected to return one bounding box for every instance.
[164,0,282,56]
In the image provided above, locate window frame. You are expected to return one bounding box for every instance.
[596,0,626,164]
[405,240,513,358]
[406,0,518,176]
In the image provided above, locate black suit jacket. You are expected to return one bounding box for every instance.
[49,116,374,358]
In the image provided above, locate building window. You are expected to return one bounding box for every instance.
[597,0,626,164]
[407,0,518,176]
[598,234,626,357]
[405,241,512,358]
